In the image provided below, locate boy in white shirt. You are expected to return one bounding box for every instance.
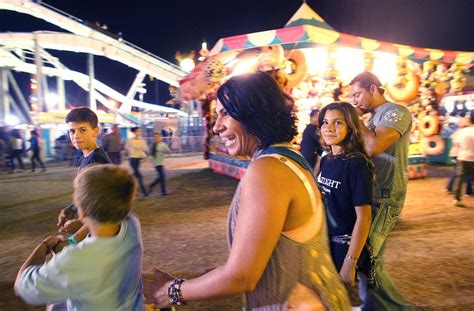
[15,164,145,311]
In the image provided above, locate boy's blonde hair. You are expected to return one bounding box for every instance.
[73,164,137,223]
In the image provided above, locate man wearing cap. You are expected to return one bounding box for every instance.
[350,72,415,311]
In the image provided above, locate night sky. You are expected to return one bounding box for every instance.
[1,0,473,105]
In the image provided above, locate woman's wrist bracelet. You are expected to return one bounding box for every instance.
[344,255,358,264]
[168,278,186,306]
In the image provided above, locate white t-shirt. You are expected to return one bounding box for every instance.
[454,126,474,162]
[127,138,148,159]
[152,142,170,166]
[16,214,145,311]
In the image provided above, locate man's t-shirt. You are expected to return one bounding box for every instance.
[317,155,373,236]
[454,126,474,162]
[102,132,123,153]
[300,124,322,167]
[78,148,111,171]
[367,102,412,204]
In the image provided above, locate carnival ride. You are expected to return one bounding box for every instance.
[0,0,189,128]
[178,2,474,179]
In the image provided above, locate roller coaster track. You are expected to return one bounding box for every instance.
[0,0,188,121]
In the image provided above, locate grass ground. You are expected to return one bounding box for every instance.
[0,165,473,310]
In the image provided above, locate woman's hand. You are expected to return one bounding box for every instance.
[339,259,357,287]
[143,268,175,308]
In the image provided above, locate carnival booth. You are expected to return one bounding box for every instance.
[178,3,474,179]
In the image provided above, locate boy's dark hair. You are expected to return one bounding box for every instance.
[73,164,137,223]
[216,71,297,148]
[310,109,320,118]
[131,127,140,133]
[65,107,99,129]
[350,72,385,95]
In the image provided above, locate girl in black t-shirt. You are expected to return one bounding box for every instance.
[317,102,374,290]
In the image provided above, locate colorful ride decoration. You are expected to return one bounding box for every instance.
[177,2,473,179]
[408,155,427,180]
[208,152,249,180]
[284,49,307,88]
[386,58,420,103]
[420,115,441,137]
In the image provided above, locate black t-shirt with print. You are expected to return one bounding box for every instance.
[78,148,111,171]
[317,155,373,236]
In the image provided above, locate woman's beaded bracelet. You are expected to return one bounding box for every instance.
[344,255,358,264]
[168,278,186,306]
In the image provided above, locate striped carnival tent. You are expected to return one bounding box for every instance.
[209,2,473,65]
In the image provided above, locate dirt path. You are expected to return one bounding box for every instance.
[0,164,473,310]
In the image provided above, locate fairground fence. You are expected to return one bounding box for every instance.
[52,135,204,161]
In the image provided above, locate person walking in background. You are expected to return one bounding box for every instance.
[0,128,6,171]
[160,127,168,139]
[149,133,170,196]
[317,102,374,305]
[446,115,473,195]
[350,72,415,310]
[168,127,174,148]
[102,124,123,165]
[7,129,25,174]
[452,110,474,207]
[97,127,108,147]
[28,129,47,172]
[127,127,149,198]
[300,109,322,172]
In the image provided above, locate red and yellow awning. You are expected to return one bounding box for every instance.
[209,24,472,65]
[209,2,473,65]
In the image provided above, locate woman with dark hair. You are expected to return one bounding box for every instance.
[317,102,374,299]
[144,72,350,310]
[127,127,148,197]
[28,129,47,172]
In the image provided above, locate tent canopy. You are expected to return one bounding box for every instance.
[285,2,335,31]
[209,2,473,65]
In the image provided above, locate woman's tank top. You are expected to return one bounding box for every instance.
[227,150,350,310]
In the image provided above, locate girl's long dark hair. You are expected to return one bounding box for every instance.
[318,102,375,173]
